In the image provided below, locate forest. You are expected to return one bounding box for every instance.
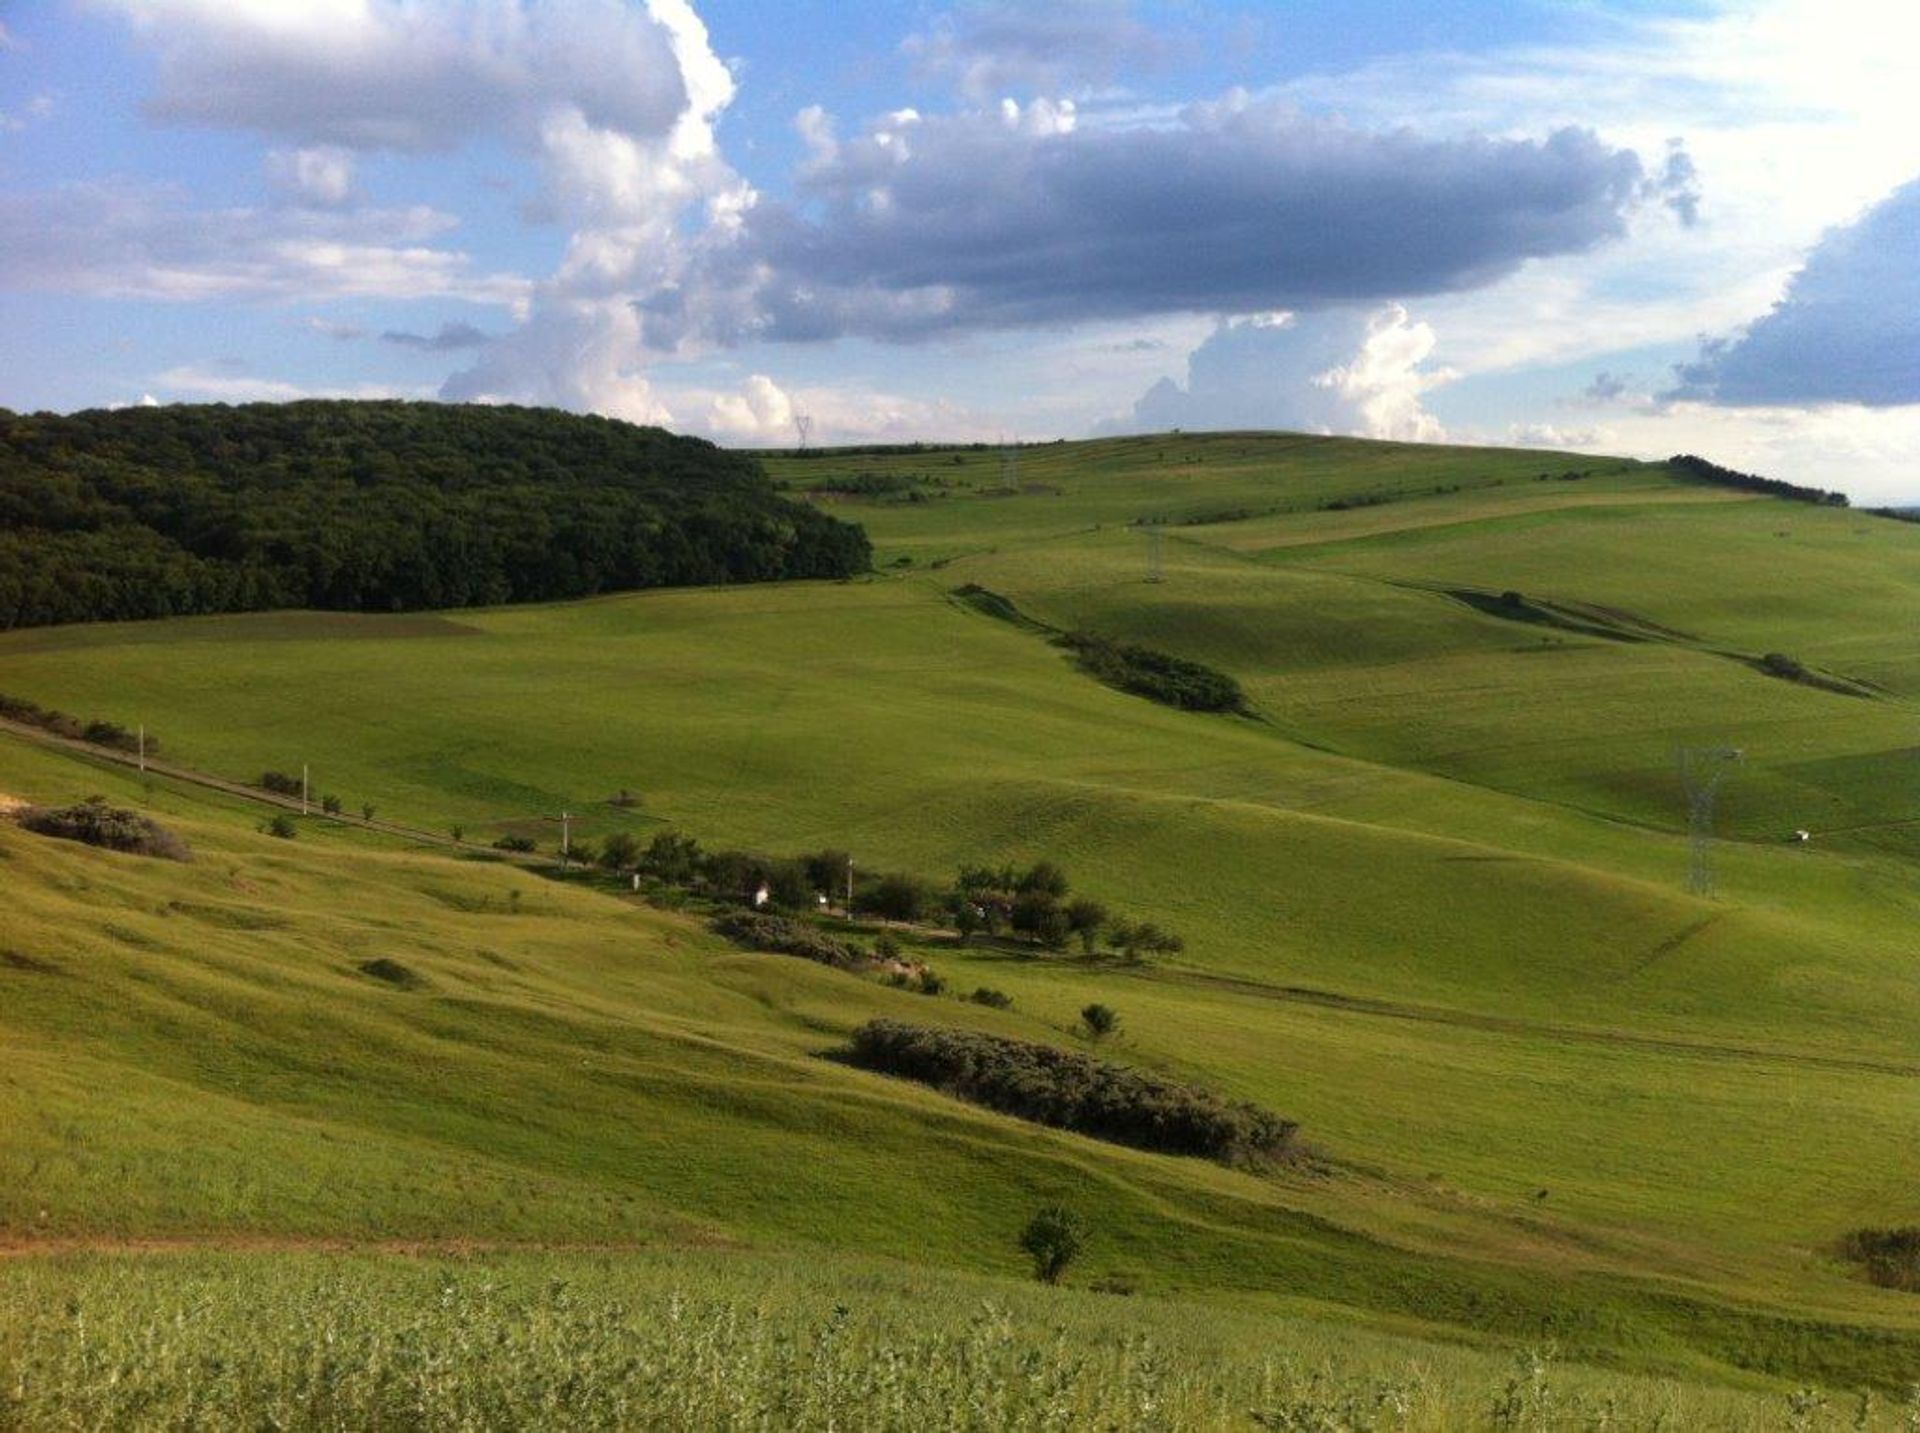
[0,401,871,628]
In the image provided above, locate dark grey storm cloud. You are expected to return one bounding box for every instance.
[698,99,1649,344]
[1670,176,1920,407]
[382,320,492,351]
[903,1,1170,99]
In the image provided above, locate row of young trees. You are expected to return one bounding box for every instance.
[0,401,872,629]
[592,832,1185,964]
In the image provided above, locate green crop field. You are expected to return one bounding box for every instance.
[4,429,1919,1426]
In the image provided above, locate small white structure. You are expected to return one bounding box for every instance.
[1791,829,1811,844]
[753,881,772,908]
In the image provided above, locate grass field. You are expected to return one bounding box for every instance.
[3,429,1918,1421]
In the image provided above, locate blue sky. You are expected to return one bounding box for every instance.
[2,0,1917,500]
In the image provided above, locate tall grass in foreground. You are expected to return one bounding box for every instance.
[3,1251,1911,1430]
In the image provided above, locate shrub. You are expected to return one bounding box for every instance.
[18,797,191,861]
[492,835,536,853]
[450,824,465,843]
[1842,1228,1920,1291]
[873,933,901,961]
[969,987,1014,1009]
[846,1020,1298,1166]
[356,957,425,990]
[1080,1003,1120,1041]
[80,720,141,753]
[916,968,947,996]
[1011,891,1072,949]
[360,802,376,821]
[1106,921,1184,964]
[264,814,297,840]
[712,912,869,971]
[320,794,342,816]
[259,771,302,797]
[1019,1206,1085,1285]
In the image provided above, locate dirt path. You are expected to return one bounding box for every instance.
[0,715,547,869]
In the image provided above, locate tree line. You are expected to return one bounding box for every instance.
[584,830,1184,965]
[1667,453,1848,507]
[0,400,872,629]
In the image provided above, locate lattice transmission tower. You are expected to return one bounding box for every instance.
[1677,745,1742,896]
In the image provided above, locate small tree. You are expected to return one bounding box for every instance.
[320,794,342,816]
[600,831,641,871]
[361,802,376,822]
[450,824,465,843]
[641,829,702,884]
[1011,890,1070,948]
[1081,1003,1119,1042]
[1019,1206,1085,1285]
[1016,861,1070,900]
[1065,898,1108,956]
[264,813,298,840]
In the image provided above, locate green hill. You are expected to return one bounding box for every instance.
[4,426,1919,1423]
[0,401,870,628]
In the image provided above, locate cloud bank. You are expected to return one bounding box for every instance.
[708,97,1649,344]
[1671,176,1920,407]
[1111,305,1453,442]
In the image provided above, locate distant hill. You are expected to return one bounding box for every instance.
[0,401,871,628]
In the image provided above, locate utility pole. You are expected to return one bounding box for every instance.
[137,724,146,774]
[1146,526,1164,583]
[301,763,309,816]
[562,811,571,867]
[845,855,854,917]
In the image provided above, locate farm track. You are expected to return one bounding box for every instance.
[0,715,543,869]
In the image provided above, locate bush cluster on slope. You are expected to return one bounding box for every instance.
[710,912,870,971]
[19,796,191,861]
[847,1019,1297,1166]
[1059,632,1248,713]
[1842,1228,1920,1292]
[0,400,871,629]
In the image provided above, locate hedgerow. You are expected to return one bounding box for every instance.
[847,1020,1296,1166]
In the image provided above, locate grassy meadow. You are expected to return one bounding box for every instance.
[3,430,1919,1422]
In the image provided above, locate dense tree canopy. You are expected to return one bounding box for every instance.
[0,400,871,628]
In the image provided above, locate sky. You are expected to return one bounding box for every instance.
[1,0,1917,501]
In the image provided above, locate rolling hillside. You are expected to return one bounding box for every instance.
[4,424,1919,1420]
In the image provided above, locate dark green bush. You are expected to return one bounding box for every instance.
[1842,1228,1920,1291]
[846,1020,1297,1166]
[969,987,1014,1009]
[19,796,191,861]
[492,835,537,853]
[712,912,869,971]
[1059,633,1247,713]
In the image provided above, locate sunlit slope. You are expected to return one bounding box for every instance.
[5,735,1920,1393]
[5,565,1919,1058]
